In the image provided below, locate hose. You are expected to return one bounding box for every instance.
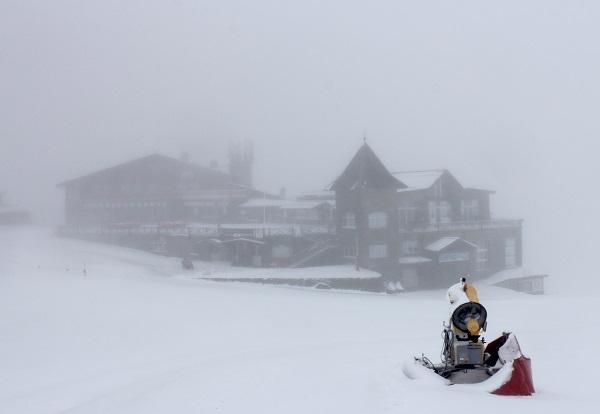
[440,328,453,368]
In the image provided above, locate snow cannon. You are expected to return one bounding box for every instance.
[409,280,535,396]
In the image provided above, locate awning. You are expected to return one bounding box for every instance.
[425,236,478,252]
[398,256,432,265]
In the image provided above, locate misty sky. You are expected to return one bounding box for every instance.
[2,1,600,286]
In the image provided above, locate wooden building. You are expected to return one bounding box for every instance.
[331,143,524,290]
[487,268,547,295]
[57,154,336,268]
[57,154,259,226]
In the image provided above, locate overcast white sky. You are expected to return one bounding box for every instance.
[1,0,599,287]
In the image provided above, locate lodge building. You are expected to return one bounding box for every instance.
[57,154,260,226]
[331,143,522,290]
[58,144,525,291]
[57,154,337,269]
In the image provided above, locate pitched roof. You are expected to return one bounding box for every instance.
[425,237,478,252]
[330,144,405,191]
[296,190,335,201]
[392,170,445,192]
[239,199,331,210]
[58,154,237,189]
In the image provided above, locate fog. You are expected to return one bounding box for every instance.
[2,0,600,291]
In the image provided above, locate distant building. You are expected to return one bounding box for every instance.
[0,193,31,225]
[487,268,547,295]
[331,143,523,290]
[57,153,337,269]
[57,145,530,293]
[57,154,259,226]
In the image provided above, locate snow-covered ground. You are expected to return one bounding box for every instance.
[195,264,380,280]
[0,227,597,413]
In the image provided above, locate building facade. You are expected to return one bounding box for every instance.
[58,154,258,226]
[57,147,526,292]
[57,154,337,269]
[331,144,523,290]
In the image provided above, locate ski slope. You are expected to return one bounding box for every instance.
[0,228,596,413]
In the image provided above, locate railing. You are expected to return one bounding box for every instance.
[57,222,336,239]
[399,219,522,233]
[289,239,336,268]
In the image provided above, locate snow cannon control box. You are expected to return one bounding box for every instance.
[454,341,484,365]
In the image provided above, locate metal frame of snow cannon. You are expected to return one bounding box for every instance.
[414,302,535,395]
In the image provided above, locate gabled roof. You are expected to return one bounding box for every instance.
[296,190,335,201]
[392,170,445,192]
[239,198,332,210]
[330,144,405,191]
[57,154,238,189]
[425,237,478,252]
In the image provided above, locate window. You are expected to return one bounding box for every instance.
[368,212,387,229]
[369,244,388,259]
[461,200,480,221]
[505,238,517,268]
[428,201,451,224]
[398,205,417,228]
[342,212,356,229]
[342,246,357,258]
[401,240,419,255]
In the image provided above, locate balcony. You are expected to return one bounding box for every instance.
[399,219,522,233]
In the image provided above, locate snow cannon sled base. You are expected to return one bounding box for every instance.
[410,301,535,396]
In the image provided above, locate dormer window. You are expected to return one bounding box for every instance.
[368,212,387,229]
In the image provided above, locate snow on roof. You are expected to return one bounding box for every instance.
[220,238,266,245]
[280,200,331,210]
[198,265,381,280]
[398,256,432,264]
[484,267,548,285]
[425,237,478,252]
[296,190,335,200]
[238,198,290,208]
[188,222,295,230]
[464,187,495,194]
[391,170,444,192]
[218,223,295,230]
[239,198,332,210]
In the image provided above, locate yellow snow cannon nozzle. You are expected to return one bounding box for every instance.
[466,319,480,335]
